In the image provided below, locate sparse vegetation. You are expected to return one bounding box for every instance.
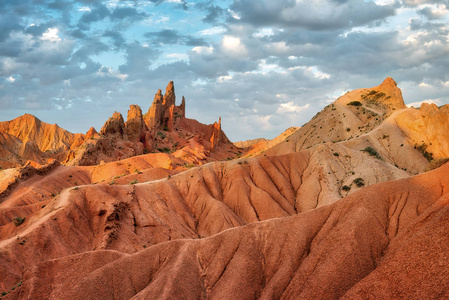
[342,185,351,191]
[424,158,449,171]
[157,147,171,153]
[12,217,25,226]
[333,152,339,157]
[362,146,382,159]
[157,131,166,139]
[362,90,387,107]
[130,179,138,185]
[353,177,365,187]
[415,143,433,162]
[347,101,362,106]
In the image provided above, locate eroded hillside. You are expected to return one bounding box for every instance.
[1,78,449,299]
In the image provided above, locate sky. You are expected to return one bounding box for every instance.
[1,0,449,142]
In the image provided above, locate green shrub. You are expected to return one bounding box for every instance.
[157,147,171,153]
[333,152,339,157]
[362,146,382,159]
[342,185,351,191]
[415,143,433,162]
[347,101,362,106]
[130,179,138,185]
[12,217,25,226]
[353,177,365,187]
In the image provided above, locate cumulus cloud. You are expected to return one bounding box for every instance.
[145,29,208,46]
[230,0,396,30]
[0,0,449,141]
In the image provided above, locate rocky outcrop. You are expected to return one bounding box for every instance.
[394,103,449,159]
[375,77,406,111]
[0,114,83,152]
[209,117,222,150]
[180,96,186,117]
[99,112,125,137]
[162,81,175,107]
[145,89,164,128]
[125,105,147,143]
[144,81,185,131]
[85,127,97,140]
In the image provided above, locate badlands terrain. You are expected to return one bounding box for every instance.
[0,78,449,299]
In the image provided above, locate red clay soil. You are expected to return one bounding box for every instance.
[0,158,448,299]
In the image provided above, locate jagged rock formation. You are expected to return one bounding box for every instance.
[99,112,125,137]
[144,81,185,131]
[125,105,147,143]
[0,81,234,168]
[64,81,234,166]
[85,127,97,140]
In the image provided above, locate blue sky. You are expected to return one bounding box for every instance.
[1,0,449,141]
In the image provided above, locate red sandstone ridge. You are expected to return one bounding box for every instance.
[65,81,235,166]
[0,81,237,168]
[0,115,86,168]
[1,157,449,298]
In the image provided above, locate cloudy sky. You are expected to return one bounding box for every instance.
[1,0,449,141]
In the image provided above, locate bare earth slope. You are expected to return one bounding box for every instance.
[265,78,449,174]
[3,162,448,299]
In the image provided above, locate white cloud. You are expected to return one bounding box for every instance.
[166,53,188,60]
[419,82,430,87]
[252,28,275,38]
[277,102,310,113]
[256,59,283,74]
[218,75,233,82]
[306,66,331,80]
[6,76,15,83]
[192,46,213,54]
[96,66,128,81]
[78,7,92,12]
[41,28,61,43]
[228,9,241,20]
[407,99,440,107]
[222,36,247,55]
[199,26,227,36]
